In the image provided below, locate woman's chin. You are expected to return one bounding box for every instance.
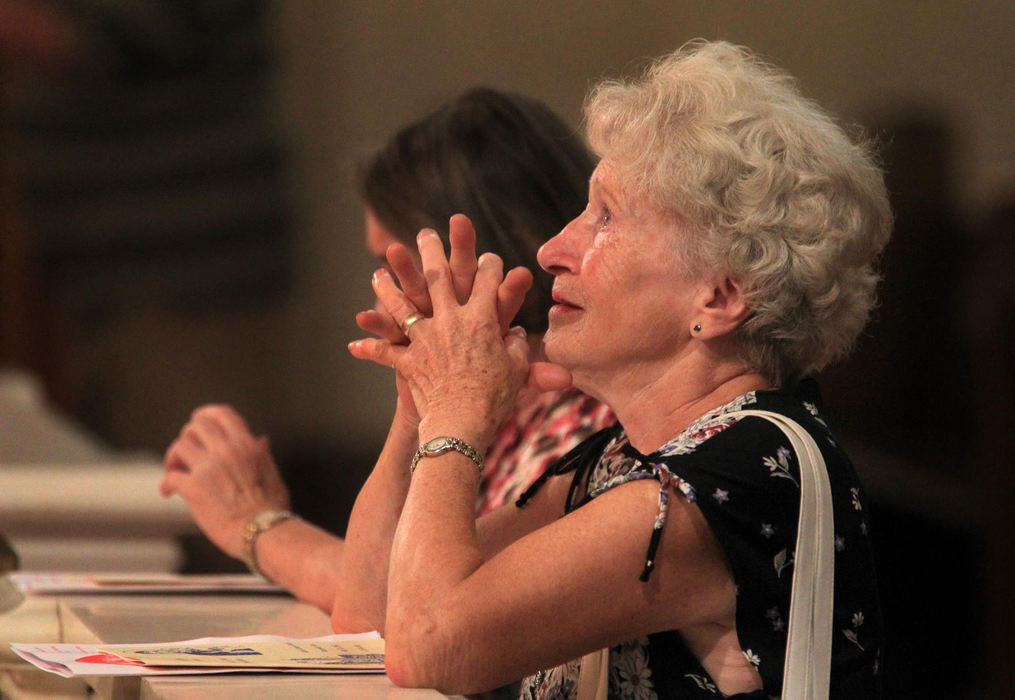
[542,333,583,373]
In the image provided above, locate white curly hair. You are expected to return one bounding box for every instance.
[584,40,892,385]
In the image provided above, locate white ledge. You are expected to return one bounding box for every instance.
[0,462,195,537]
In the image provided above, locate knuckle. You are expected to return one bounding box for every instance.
[403,274,426,292]
[364,339,386,360]
[423,267,447,287]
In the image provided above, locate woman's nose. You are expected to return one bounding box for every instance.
[537,216,583,275]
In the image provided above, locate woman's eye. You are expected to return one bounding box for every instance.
[599,210,612,228]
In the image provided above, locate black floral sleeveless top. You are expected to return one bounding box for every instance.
[516,380,883,700]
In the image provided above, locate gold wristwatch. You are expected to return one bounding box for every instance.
[242,509,297,578]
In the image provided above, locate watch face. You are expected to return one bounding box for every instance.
[254,510,286,530]
[424,437,453,454]
[254,512,274,529]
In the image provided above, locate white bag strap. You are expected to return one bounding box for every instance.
[575,647,609,700]
[730,409,834,699]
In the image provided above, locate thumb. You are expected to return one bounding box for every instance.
[529,361,572,393]
[504,326,531,370]
[348,337,401,369]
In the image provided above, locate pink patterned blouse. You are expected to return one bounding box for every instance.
[476,387,615,516]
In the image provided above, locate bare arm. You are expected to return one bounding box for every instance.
[328,403,417,632]
[245,519,346,612]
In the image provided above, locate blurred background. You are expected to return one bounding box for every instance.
[1,2,1012,698]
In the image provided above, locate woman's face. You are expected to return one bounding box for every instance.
[536,160,704,388]
[364,208,403,276]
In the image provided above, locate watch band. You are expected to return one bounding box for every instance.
[410,436,484,475]
[242,509,298,579]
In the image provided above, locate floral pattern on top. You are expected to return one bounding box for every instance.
[518,380,883,700]
[612,638,656,700]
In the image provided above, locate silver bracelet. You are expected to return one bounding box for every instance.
[242,509,298,578]
[410,436,484,475]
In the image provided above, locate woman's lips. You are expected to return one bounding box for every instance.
[549,291,582,316]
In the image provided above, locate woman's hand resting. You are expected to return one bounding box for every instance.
[160,405,290,559]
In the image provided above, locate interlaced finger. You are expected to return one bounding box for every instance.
[416,229,458,312]
[386,242,432,315]
[372,267,424,334]
[348,337,405,371]
[497,266,534,334]
[448,214,478,304]
[356,309,406,344]
[470,252,506,315]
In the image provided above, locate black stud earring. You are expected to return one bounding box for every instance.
[693,324,701,333]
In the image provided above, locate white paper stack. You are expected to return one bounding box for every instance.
[11,633,385,678]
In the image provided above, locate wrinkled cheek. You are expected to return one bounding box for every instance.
[581,247,602,275]
[580,249,621,290]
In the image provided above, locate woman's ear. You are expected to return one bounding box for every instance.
[691,275,751,339]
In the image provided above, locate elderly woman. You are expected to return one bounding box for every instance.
[342,41,890,699]
[160,87,613,612]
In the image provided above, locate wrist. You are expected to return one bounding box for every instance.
[391,404,421,439]
[410,436,485,476]
[242,509,299,580]
[417,417,493,456]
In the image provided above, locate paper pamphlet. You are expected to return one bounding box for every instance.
[11,633,384,678]
[11,643,239,678]
[8,572,283,594]
[106,637,385,669]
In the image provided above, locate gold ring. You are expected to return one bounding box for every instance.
[401,312,425,336]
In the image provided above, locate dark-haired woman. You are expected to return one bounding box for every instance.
[160,88,614,612]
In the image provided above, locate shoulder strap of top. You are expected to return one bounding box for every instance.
[514,424,620,509]
[728,409,834,699]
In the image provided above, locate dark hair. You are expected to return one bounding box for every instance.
[357,87,595,333]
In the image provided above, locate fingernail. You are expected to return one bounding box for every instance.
[418,229,439,242]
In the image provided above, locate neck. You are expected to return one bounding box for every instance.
[577,352,771,454]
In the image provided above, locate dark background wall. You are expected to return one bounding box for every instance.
[2,2,1012,698]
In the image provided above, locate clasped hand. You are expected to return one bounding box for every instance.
[349,214,570,453]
